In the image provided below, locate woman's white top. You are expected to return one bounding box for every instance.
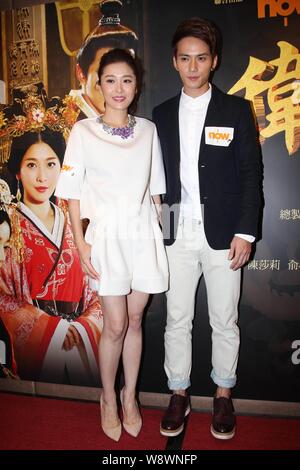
[55,116,169,296]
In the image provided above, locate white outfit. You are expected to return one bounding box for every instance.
[55,116,168,296]
[165,89,242,390]
[165,218,241,390]
[179,87,211,219]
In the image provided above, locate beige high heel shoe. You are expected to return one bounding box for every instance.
[120,388,142,438]
[100,394,122,442]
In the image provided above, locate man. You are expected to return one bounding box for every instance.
[70,0,138,119]
[153,17,262,440]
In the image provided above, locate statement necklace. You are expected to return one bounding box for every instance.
[97,114,136,139]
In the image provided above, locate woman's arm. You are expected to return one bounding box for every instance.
[68,199,99,280]
[68,199,85,246]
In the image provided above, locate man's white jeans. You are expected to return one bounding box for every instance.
[165,217,241,391]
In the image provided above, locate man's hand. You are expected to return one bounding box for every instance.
[228,236,252,271]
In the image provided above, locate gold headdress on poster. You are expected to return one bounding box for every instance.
[0,82,80,166]
[0,178,24,263]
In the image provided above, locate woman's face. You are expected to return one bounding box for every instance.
[100,61,137,114]
[17,141,61,204]
[0,220,10,262]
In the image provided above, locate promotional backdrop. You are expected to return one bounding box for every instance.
[0,0,299,402]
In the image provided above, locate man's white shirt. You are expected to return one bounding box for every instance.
[179,85,254,243]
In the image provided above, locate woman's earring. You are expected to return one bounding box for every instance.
[16,179,21,204]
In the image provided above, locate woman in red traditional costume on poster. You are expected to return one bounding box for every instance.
[0,86,103,385]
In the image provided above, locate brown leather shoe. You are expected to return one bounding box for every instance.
[211,396,236,440]
[160,394,191,437]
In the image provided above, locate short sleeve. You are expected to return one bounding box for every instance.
[150,124,166,196]
[55,123,85,200]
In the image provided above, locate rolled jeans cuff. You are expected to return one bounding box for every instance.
[167,378,191,391]
[211,369,236,389]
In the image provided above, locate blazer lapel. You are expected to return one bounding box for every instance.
[199,85,223,161]
[166,94,181,170]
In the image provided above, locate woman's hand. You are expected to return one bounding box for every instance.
[62,325,81,351]
[78,240,100,280]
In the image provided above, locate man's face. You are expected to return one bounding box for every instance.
[173,36,217,98]
[79,47,111,114]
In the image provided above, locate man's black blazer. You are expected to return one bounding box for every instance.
[152,84,262,249]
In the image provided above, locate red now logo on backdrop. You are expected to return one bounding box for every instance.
[258,0,300,26]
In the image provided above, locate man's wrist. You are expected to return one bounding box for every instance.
[235,233,255,243]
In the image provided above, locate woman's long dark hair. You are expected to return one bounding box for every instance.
[7,129,66,198]
[8,129,65,175]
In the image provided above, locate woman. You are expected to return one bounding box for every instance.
[56,48,168,441]
[0,126,103,385]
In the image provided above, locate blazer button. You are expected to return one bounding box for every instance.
[201,165,205,168]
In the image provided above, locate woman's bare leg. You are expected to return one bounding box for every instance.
[99,295,127,427]
[121,290,149,423]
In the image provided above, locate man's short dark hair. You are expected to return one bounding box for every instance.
[172,17,221,58]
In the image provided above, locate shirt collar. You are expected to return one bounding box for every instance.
[180,84,212,110]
